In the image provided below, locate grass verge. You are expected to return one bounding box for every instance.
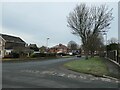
[2,56,73,62]
[64,57,109,77]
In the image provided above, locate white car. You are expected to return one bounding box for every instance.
[69,52,73,56]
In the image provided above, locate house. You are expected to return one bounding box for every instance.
[49,44,68,54]
[0,34,26,58]
[0,35,5,58]
[28,44,39,53]
[39,46,47,53]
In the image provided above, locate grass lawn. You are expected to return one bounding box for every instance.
[64,57,109,77]
[2,56,72,62]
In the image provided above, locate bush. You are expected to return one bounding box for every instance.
[30,53,56,58]
[4,54,13,58]
[30,53,42,58]
[47,53,56,57]
[4,52,20,58]
[11,52,20,58]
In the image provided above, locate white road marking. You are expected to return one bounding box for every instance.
[20,69,119,83]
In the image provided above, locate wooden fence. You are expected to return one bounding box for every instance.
[107,50,120,65]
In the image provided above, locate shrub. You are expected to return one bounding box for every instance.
[11,52,20,58]
[4,52,20,58]
[4,54,13,58]
[30,53,56,58]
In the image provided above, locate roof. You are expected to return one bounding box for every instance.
[29,44,38,48]
[28,44,39,51]
[0,34,26,44]
[52,44,68,49]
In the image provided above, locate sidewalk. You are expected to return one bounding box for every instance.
[102,58,120,79]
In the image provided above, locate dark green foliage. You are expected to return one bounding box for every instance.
[4,52,20,58]
[107,43,119,51]
[11,52,20,58]
[30,53,56,58]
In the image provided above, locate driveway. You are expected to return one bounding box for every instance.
[2,57,119,88]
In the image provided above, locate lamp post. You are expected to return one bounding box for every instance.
[104,32,107,57]
[103,32,107,46]
[98,31,108,57]
[98,31,107,45]
[46,38,50,53]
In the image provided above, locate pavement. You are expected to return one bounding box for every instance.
[102,58,120,79]
[2,57,120,88]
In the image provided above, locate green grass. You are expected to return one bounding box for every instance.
[64,57,109,76]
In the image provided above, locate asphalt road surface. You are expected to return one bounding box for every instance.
[2,57,120,88]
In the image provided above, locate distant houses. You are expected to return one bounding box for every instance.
[49,44,68,54]
[39,46,47,53]
[0,33,81,58]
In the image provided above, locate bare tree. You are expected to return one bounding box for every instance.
[67,4,113,59]
[88,34,104,57]
[67,41,78,51]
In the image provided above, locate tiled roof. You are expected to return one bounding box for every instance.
[0,34,26,44]
[29,44,38,48]
[52,44,68,49]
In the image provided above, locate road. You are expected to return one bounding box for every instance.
[2,57,120,88]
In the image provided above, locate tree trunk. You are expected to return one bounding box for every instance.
[91,51,94,58]
[85,50,88,60]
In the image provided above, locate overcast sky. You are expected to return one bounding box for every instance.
[0,1,118,47]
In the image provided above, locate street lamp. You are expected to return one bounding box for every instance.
[46,38,50,52]
[103,32,107,46]
[98,31,108,46]
[98,31,108,57]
